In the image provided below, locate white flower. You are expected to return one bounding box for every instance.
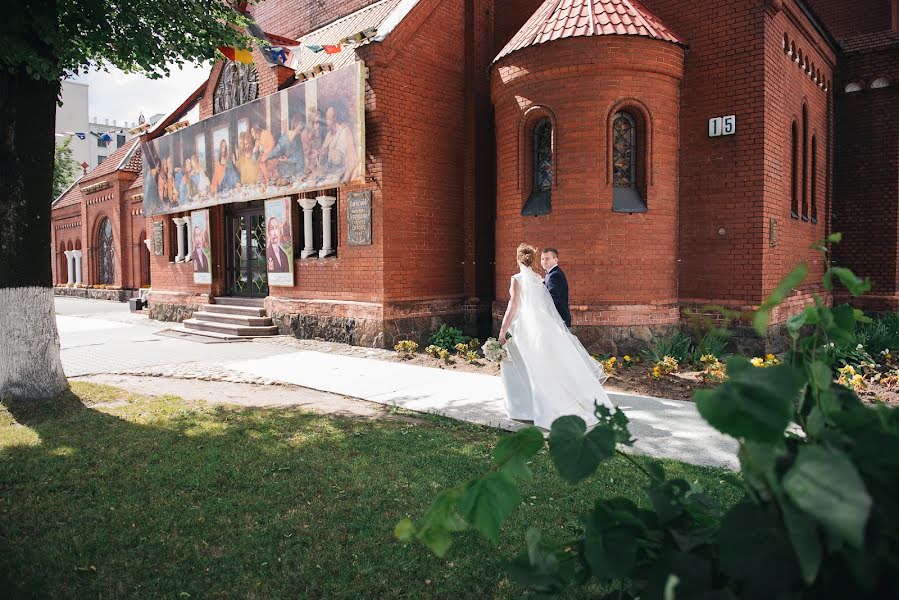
[481,338,508,363]
[857,343,864,350]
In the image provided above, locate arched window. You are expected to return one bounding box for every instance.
[522,117,553,216]
[98,217,115,285]
[791,120,799,219]
[801,105,808,221]
[612,111,646,212]
[810,135,817,224]
[844,81,863,93]
[871,77,890,89]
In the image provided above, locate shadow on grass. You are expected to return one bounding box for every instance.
[0,384,744,599]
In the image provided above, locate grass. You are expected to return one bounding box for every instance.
[1,382,744,599]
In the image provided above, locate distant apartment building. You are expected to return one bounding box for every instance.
[54,81,90,169]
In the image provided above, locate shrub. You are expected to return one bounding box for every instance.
[642,331,693,365]
[425,345,443,359]
[856,312,899,355]
[428,324,470,351]
[651,355,679,378]
[462,350,480,364]
[692,330,730,363]
[393,340,418,358]
[398,234,898,598]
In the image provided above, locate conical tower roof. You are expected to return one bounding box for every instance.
[494,0,684,64]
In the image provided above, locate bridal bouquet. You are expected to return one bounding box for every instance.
[481,337,507,363]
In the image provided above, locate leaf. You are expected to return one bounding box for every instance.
[786,306,819,339]
[718,503,800,591]
[549,416,616,485]
[413,489,468,557]
[494,427,544,473]
[394,518,415,542]
[696,357,803,442]
[824,267,872,296]
[826,232,843,243]
[782,499,822,584]
[506,528,572,594]
[582,523,638,580]
[808,361,833,392]
[783,445,872,549]
[458,471,520,544]
[754,263,808,335]
[644,458,665,482]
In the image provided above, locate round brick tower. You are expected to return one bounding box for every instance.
[490,0,686,355]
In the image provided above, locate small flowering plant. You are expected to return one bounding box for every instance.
[394,340,419,358]
[750,353,781,368]
[481,338,507,363]
[651,355,679,378]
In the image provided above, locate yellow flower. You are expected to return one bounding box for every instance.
[652,365,663,378]
[751,357,764,367]
[623,355,631,362]
[765,354,775,361]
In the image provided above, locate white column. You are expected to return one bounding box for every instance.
[298,198,318,258]
[316,195,336,258]
[63,250,74,285]
[183,215,193,261]
[172,217,186,261]
[72,250,83,285]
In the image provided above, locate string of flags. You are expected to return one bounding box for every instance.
[217,46,254,64]
[304,27,377,55]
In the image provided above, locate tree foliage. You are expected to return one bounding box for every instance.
[1,0,255,81]
[398,237,898,598]
[52,136,79,199]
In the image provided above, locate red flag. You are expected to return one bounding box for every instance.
[322,43,342,54]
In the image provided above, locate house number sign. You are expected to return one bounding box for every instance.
[708,115,736,137]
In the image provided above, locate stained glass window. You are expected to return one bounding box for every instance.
[213,61,259,115]
[533,118,552,192]
[613,113,636,188]
[98,217,115,285]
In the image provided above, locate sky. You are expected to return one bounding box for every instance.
[71,62,211,125]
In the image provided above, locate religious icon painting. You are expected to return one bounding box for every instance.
[191,209,212,284]
[264,197,294,286]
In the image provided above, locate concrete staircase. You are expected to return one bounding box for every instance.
[182,297,279,339]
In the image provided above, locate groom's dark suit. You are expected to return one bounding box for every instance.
[544,265,571,327]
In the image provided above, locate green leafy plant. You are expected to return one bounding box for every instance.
[642,331,694,365]
[393,340,418,358]
[428,324,470,351]
[692,330,730,364]
[398,235,898,598]
[856,312,899,354]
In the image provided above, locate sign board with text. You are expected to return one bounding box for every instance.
[347,190,372,246]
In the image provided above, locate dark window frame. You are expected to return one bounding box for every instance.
[522,117,552,216]
[612,111,647,213]
[791,120,799,219]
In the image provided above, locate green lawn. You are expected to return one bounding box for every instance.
[1,382,744,598]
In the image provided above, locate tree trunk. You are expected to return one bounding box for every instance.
[0,67,68,399]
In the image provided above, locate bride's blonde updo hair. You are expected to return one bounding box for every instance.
[517,243,537,267]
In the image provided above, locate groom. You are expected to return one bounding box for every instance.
[541,247,571,328]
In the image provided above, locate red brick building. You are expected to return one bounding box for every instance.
[51,0,899,353]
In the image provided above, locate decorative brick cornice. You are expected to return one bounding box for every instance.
[86,192,115,205]
[81,180,112,194]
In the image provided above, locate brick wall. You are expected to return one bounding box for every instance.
[491,35,684,326]
[762,3,836,302]
[832,43,899,307]
[805,0,893,40]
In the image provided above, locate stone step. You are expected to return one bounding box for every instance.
[192,311,272,327]
[167,326,248,342]
[183,318,279,337]
[200,304,267,317]
[214,296,266,308]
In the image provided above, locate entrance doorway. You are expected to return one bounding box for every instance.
[225,204,269,297]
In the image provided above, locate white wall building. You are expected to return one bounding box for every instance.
[55,81,90,170]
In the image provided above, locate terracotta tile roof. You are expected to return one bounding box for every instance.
[840,30,899,53]
[286,0,405,73]
[494,0,685,64]
[127,171,144,191]
[53,176,84,209]
[80,137,140,182]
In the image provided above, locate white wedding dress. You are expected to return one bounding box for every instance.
[501,264,612,429]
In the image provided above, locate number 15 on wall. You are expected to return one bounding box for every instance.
[709,115,736,137]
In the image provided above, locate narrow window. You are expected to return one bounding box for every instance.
[801,105,808,221]
[522,117,552,216]
[811,135,817,223]
[791,120,798,219]
[612,111,646,212]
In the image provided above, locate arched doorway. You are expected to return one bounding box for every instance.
[97,217,115,285]
[138,230,151,287]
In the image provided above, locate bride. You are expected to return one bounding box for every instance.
[498,244,612,429]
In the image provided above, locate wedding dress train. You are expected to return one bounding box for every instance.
[501,264,611,429]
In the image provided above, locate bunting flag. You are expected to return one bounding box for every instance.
[262,45,288,65]
[75,132,86,140]
[322,43,342,54]
[218,46,254,64]
[305,44,325,53]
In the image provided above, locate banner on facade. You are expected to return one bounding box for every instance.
[265,197,294,286]
[142,61,365,216]
[191,209,212,284]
